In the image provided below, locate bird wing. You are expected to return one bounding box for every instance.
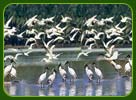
[5,16,13,28]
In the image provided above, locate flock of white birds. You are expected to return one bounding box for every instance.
[4,14,132,88]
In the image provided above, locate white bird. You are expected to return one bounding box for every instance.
[58,64,67,82]
[38,67,48,88]
[24,15,38,27]
[104,16,114,23]
[110,60,122,73]
[104,45,115,58]
[94,32,104,40]
[37,19,46,26]
[120,16,131,23]
[85,29,97,35]
[42,39,54,49]
[124,62,131,76]
[4,63,15,79]
[80,32,85,43]
[44,16,55,23]
[22,50,32,56]
[53,36,64,42]
[102,39,113,49]
[34,32,45,39]
[84,15,97,27]
[76,50,92,60]
[85,38,96,46]
[4,16,13,29]
[61,15,72,23]
[84,64,93,81]
[112,36,123,43]
[65,61,77,81]
[47,69,56,86]
[41,57,52,64]
[127,55,132,66]
[26,28,38,35]
[87,43,95,50]
[4,53,22,63]
[56,25,68,34]
[104,50,120,61]
[25,37,37,46]
[69,31,78,41]
[28,43,36,50]
[96,19,105,26]
[92,62,103,83]
[16,31,26,39]
[124,55,132,76]
[4,27,17,38]
[10,67,17,79]
[70,27,81,34]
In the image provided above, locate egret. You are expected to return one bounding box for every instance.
[24,15,38,27]
[69,31,78,41]
[110,60,122,74]
[47,69,56,86]
[65,61,77,82]
[25,37,37,46]
[38,67,49,88]
[120,16,131,23]
[4,16,13,29]
[44,16,55,23]
[92,62,103,83]
[84,64,93,81]
[61,15,72,23]
[58,63,67,82]
[4,63,16,80]
[84,15,97,27]
[76,50,92,60]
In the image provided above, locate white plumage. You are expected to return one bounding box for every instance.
[47,69,56,86]
[68,66,77,80]
[58,64,67,81]
[85,64,93,81]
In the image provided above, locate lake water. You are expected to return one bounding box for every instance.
[4,48,132,96]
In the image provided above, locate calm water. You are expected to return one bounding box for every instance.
[4,49,132,96]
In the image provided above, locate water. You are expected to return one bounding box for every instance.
[4,48,132,96]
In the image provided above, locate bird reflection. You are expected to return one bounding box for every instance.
[59,82,66,96]
[69,83,76,96]
[85,82,93,96]
[95,84,103,96]
[125,78,131,95]
[48,86,55,96]
[9,82,17,96]
[38,88,46,96]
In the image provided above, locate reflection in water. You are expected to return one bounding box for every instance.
[59,82,66,96]
[9,82,17,96]
[95,83,103,96]
[125,77,131,95]
[4,77,132,96]
[116,77,125,96]
[69,83,76,96]
[110,80,116,96]
[5,77,132,96]
[48,87,55,96]
[38,88,46,96]
[85,82,93,96]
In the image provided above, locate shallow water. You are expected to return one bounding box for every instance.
[4,49,132,96]
[4,76,131,96]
